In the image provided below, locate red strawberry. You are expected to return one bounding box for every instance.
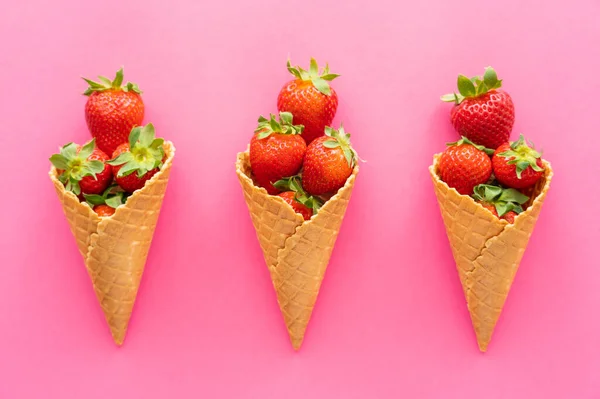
[302,126,357,196]
[273,176,323,221]
[94,205,116,217]
[277,58,339,144]
[50,138,112,196]
[107,123,165,193]
[83,68,144,155]
[472,184,529,224]
[492,135,544,189]
[441,67,515,149]
[278,192,313,221]
[437,137,492,195]
[249,112,306,195]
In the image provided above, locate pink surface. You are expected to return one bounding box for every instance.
[1,0,599,397]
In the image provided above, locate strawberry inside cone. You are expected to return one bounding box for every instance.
[472,184,529,223]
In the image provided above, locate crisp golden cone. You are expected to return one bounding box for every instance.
[430,153,553,351]
[49,142,175,345]
[236,150,358,350]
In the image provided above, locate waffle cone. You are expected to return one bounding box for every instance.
[49,142,175,345]
[236,150,358,350]
[430,153,553,351]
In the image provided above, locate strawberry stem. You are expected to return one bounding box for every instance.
[83,67,142,96]
[441,66,503,104]
[286,58,340,96]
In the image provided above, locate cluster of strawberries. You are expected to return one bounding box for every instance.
[50,69,165,217]
[248,59,358,220]
[438,67,545,223]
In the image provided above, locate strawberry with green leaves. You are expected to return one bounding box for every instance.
[249,112,307,195]
[277,58,339,144]
[50,139,113,196]
[472,184,530,224]
[107,123,165,193]
[442,67,515,149]
[302,126,357,196]
[84,68,145,155]
[273,176,323,221]
[84,185,129,217]
[492,135,545,189]
[437,137,493,195]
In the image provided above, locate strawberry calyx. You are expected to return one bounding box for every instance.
[447,136,494,155]
[286,58,340,96]
[441,66,503,104]
[83,184,128,209]
[323,125,358,168]
[83,67,142,96]
[49,139,105,196]
[472,184,529,217]
[497,134,544,179]
[255,112,304,139]
[107,123,164,178]
[273,175,323,214]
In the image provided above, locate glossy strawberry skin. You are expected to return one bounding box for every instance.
[85,90,144,155]
[451,90,514,149]
[438,145,492,195]
[93,204,115,217]
[111,143,158,193]
[249,133,306,195]
[278,191,313,220]
[492,143,544,189]
[302,136,352,196]
[79,147,113,195]
[277,80,338,144]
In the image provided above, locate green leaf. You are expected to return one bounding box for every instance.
[457,75,476,97]
[499,188,529,204]
[83,194,106,205]
[309,58,319,76]
[321,73,340,81]
[107,152,134,166]
[440,93,457,102]
[87,160,105,175]
[256,131,272,139]
[113,68,124,88]
[483,67,498,89]
[98,76,113,87]
[311,77,331,96]
[323,140,339,149]
[343,148,354,167]
[279,112,293,125]
[150,138,164,149]
[117,161,139,177]
[495,202,510,217]
[105,195,124,208]
[49,154,69,170]
[139,123,155,147]
[79,139,96,160]
[129,126,142,148]
[289,177,302,193]
[61,142,78,160]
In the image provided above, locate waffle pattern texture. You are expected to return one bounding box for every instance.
[236,150,358,350]
[49,142,175,345]
[430,153,553,351]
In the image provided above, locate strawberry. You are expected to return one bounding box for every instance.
[84,184,129,216]
[441,67,515,149]
[50,138,112,196]
[472,184,529,224]
[277,58,339,144]
[107,123,165,193]
[93,205,116,217]
[437,137,493,195]
[83,68,144,155]
[274,176,323,221]
[302,126,357,196]
[249,112,306,195]
[492,135,544,189]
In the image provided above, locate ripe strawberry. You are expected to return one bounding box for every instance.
[249,112,306,195]
[441,67,515,149]
[302,126,357,196]
[84,184,129,216]
[492,135,544,189]
[94,205,116,217]
[437,137,493,195]
[107,123,165,193]
[274,176,323,221]
[83,68,144,155]
[50,138,112,196]
[277,58,339,144]
[472,184,529,224]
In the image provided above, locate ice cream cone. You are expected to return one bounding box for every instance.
[49,141,175,345]
[236,150,358,350]
[430,153,553,351]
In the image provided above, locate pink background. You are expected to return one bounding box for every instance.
[1,0,599,397]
